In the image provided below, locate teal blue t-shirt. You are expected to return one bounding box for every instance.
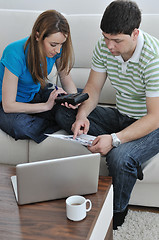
[0,37,61,102]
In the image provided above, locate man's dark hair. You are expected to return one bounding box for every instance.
[100,0,141,35]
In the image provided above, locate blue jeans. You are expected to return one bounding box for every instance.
[0,86,61,143]
[55,106,159,212]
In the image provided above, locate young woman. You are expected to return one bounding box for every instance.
[0,10,77,143]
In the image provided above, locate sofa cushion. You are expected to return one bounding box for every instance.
[0,129,28,165]
[28,130,91,162]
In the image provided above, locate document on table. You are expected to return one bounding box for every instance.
[45,133,96,146]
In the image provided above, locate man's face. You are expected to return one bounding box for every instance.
[102,29,139,61]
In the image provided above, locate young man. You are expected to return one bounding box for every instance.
[56,0,159,229]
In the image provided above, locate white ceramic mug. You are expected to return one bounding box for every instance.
[66,195,92,221]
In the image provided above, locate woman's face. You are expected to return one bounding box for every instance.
[42,32,67,58]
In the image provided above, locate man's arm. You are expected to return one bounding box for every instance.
[72,69,107,138]
[88,96,159,155]
[117,96,159,143]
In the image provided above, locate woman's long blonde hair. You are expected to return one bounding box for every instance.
[24,10,74,88]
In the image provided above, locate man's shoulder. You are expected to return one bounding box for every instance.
[141,30,159,56]
[142,30,159,41]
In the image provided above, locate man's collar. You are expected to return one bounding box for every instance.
[115,30,144,63]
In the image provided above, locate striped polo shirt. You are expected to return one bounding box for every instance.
[91,30,159,119]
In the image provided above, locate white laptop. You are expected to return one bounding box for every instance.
[11,153,100,205]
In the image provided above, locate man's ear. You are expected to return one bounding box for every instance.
[35,32,39,41]
[132,28,139,41]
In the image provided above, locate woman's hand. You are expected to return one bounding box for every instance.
[46,88,66,110]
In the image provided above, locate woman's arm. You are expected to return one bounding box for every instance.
[56,58,77,93]
[2,67,65,114]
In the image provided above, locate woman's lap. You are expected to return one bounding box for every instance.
[0,87,60,143]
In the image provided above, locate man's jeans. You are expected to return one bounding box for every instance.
[0,86,60,143]
[55,105,159,213]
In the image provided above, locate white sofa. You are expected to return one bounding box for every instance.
[0,9,159,207]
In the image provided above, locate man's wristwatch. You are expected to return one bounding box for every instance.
[111,133,121,147]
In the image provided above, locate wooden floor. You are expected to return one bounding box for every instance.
[129,205,159,214]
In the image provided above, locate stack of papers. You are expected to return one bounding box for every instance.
[45,133,96,146]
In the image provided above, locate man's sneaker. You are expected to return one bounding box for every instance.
[113,206,128,230]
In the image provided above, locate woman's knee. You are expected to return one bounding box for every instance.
[11,114,46,140]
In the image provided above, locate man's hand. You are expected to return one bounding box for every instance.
[62,102,80,109]
[88,134,113,156]
[71,117,90,139]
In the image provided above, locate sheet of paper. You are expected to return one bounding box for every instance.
[45,133,96,146]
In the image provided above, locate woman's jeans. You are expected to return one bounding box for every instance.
[0,86,61,143]
[55,105,159,213]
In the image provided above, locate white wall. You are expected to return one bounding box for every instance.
[0,0,159,14]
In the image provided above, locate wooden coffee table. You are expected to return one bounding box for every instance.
[0,164,113,240]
